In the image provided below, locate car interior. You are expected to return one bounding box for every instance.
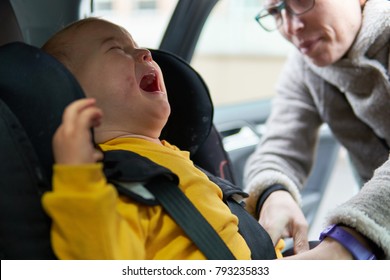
[0,0,342,259]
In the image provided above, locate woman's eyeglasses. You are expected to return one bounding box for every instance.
[255,0,315,31]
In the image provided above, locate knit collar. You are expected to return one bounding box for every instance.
[348,0,390,62]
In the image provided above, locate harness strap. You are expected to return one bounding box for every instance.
[103,150,236,260]
[144,177,236,260]
[200,166,276,260]
[227,200,276,260]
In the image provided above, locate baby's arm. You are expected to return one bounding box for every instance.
[52,98,103,164]
[44,98,145,259]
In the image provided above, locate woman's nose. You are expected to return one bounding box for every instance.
[281,10,304,35]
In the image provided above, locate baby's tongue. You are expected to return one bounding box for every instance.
[140,74,158,92]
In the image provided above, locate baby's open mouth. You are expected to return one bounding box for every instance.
[140,72,160,92]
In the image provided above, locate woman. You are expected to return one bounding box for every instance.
[244,0,390,259]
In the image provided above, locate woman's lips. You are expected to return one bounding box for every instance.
[298,37,321,55]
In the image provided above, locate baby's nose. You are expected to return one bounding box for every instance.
[136,48,152,62]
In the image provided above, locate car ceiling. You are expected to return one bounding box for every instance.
[8,0,219,63]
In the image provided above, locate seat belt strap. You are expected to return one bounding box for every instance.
[144,178,236,260]
[227,200,276,260]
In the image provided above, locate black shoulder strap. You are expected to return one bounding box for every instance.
[227,200,276,259]
[144,177,235,260]
[201,168,276,260]
[103,150,236,260]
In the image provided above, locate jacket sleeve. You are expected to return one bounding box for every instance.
[243,50,323,215]
[42,163,146,259]
[325,155,390,259]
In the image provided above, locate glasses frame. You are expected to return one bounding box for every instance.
[255,0,316,32]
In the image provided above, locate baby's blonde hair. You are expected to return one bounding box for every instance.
[42,17,103,70]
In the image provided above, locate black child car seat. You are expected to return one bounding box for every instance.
[0,41,269,259]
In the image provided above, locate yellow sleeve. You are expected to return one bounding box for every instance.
[42,163,145,259]
[275,239,285,259]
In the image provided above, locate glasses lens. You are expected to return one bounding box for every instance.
[256,9,281,31]
[286,0,314,15]
[256,0,314,31]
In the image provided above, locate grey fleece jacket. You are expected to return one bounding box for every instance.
[244,0,390,258]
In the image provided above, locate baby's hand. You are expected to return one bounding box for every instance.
[53,98,103,165]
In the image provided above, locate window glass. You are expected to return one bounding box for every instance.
[192,0,293,106]
[88,0,178,49]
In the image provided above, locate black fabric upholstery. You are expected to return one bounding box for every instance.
[192,125,237,184]
[152,49,236,183]
[154,49,213,155]
[0,42,85,181]
[0,42,85,259]
[0,99,56,259]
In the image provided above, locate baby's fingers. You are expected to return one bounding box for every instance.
[53,98,103,165]
[62,98,103,131]
[77,104,103,130]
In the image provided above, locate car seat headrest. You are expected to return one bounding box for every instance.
[0,42,83,259]
[0,43,213,176]
[151,49,213,156]
[0,42,85,180]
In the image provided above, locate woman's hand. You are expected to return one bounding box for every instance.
[283,238,354,260]
[260,190,310,254]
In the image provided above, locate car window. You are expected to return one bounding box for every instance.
[88,0,179,49]
[191,0,293,106]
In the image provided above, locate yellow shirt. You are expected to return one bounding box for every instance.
[42,138,251,259]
